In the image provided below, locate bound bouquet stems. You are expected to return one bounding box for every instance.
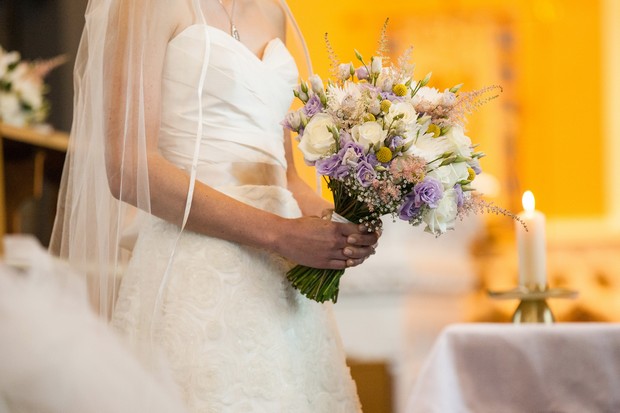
[286,179,372,303]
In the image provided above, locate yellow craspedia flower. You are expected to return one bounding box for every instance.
[427,123,441,138]
[467,167,476,181]
[363,113,376,122]
[376,146,393,163]
[380,99,392,113]
[392,83,408,97]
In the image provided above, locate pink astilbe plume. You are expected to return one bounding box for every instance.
[450,85,502,125]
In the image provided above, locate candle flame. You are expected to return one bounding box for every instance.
[522,190,535,212]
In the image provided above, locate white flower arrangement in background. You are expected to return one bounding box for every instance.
[0,45,65,127]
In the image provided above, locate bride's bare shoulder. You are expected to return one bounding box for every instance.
[256,0,286,39]
[109,0,193,40]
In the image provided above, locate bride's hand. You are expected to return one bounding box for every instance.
[274,216,380,270]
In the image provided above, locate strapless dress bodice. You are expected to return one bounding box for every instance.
[158,25,298,188]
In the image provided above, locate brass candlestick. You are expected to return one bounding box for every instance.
[488,286,577,324]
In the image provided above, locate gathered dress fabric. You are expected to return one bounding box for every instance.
[110,25,361,413]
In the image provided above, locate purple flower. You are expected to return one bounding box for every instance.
[338,130,353,146]
[398,192,420,221]
[316,153,350,179]
[302,94,323,117]
[454,184,464,208]
[389,136,404,151]
[316,154,341,177]
[468,158,482,175]
[365,153,380,167]
[413,177,443,208]
[356,66,369,80]
[339,140,364,156]
[338,140,365,168]
[356,160,376,187]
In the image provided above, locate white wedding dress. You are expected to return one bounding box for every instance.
[111,25,361,413]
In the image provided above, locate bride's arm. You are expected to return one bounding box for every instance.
[103,1,377,270]
[283,130,333,217]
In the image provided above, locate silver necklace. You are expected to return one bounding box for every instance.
[217,0,240,41]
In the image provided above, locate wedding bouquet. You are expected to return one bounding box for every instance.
[283,21,516,303]
[0,45,65,127]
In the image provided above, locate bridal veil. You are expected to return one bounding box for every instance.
[49,0,311,324]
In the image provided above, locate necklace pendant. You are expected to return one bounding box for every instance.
[231,24,240,41]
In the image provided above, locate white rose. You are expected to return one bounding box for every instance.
[444,125,474,158]
[386,102,417,126]
[351,121,387,153]
[423,188,458,235]
[297,113,336,161]
[428,163,469,189]
[308,74,325,94]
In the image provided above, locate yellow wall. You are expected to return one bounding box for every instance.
[288,0,605,219]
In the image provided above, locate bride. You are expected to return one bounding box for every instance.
[50,0,378,411]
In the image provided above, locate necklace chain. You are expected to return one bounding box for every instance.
[216,0,240,41]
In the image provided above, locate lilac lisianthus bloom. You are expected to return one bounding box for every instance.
[468,158,482,175]
[366,153,380,167]
[389,136,404,151]
[338,130,353,146]
[302,94,323,117]
[316,154,342,178]
[339,140,365,167]
[355,66,369,80]
[454,184,464,208]
[398,192,420,221]
[356,159,376,187]
[413,177,443,208]
[317,153,350,179]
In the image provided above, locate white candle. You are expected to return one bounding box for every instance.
[516,191,547,290]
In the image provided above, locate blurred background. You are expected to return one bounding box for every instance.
[1,0,619,412]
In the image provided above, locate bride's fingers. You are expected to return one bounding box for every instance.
[326,257,366,270]
[342,245,375,260]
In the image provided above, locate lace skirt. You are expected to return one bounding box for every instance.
[111,185,362,413]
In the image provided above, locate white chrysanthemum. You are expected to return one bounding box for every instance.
[407,131,453,163]
[412,86,443,105]
[327,82,364,123]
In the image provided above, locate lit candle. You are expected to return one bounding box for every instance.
[516,191,547,291]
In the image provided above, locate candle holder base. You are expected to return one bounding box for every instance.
[488,287,577,324]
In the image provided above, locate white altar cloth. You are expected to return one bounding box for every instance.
[407,323,620,413]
